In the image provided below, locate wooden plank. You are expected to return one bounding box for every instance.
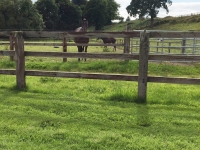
[0,31,14,38]
[0,69,16,75]
[25,70,138,81]
[0,42,10,45]
[138,31,150,102]
[23,43,124,47]
[24,43,63,46]
[15,32,26,88]
[150,46,200,48]
[148,54,200,61]
[25,51,140,60]
[150,31,200,38]
[1,69,199,85]
[67,43,124,46]
[22,31,140,38]
[0,50,15,56]
[148,76,200,85]
[1,30,200,39]
[2,50,199,62]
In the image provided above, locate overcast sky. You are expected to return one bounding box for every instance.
[31,0,200,20]
[116,0,200,20]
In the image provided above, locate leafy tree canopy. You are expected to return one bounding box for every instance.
[126,0,172,27]
[84,0,106,30]
[35,0,81,30]
[57,1,82,30]
[35,0,58,29]
[0,0,44,30]
[84,0,120,30]
[71,0,87,6]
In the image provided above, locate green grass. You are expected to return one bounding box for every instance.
[0,75,200,149]
[1,14,200,149]
[1,57,200,77]
[0,52,200,149]
[101,13,200,31]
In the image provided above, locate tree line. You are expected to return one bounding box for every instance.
[0,0,172,31]
[0,0,120,30]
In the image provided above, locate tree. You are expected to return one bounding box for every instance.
[71,0,88,19]
[71,0,87,6]
[83,0,120,30]
[17,0,45,30]
[104,0,120,25]
[84,0,107,30]
[118,16,124,23]
[35,0,81,30]
[35,0,58,29]
[126,0,172,28]
[56,1,82,30]
[0,0,44,30]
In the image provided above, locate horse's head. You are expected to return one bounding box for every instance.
[82,18,88,31]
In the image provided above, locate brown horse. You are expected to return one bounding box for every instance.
[98,37,116,51]
[74,19,89,61]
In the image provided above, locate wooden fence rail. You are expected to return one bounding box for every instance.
[0,30,200,102]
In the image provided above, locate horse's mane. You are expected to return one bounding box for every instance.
[75,26,87,32]
[75,27,83,32]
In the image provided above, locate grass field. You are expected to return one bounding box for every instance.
[1,15,200,149]
[1,45,200,149]
[0,74,200,149]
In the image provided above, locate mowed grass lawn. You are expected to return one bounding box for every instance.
[0,44,200,149]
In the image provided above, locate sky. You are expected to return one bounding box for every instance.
[117,0,200,20]
[31,0,200,20]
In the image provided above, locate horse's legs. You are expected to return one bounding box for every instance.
[113,46,116,52]
[81,46,84,61]
[84,46,88,61]
[78,46,82,61]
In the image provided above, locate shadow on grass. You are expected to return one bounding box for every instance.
[0,85,29,99]
[106,92,151,127]
[8,85,29,92]
[0,85,28,104]
[106,92,147,104]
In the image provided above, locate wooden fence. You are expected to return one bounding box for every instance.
[0,30,200,102]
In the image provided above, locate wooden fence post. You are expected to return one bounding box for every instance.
[124,24,131,54]
[63,37,67,62]
[15,31,26,89]
[168,42,171,53]
[136,41,138,52]
[138,31,149,102]
[156,42,159,52]
[9,35,15,61]
[181,38,186,54]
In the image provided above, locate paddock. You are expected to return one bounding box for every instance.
[0,30,200,102]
